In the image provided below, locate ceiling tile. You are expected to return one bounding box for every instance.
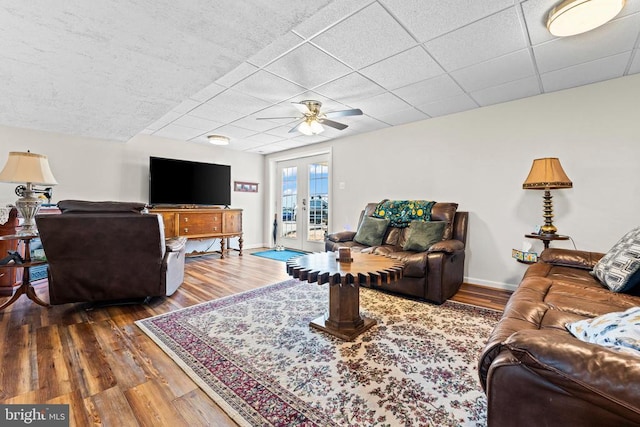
[265,42,352,89]
[146,110,182,131]
[267,124,301,139]
[247,31,305,67]
[381,0,514,42]
[346,115,390,132]
[245,133,285,144]
[190,83,226,102]
[287,91,352,112]
[451,49,536,92]
[189,102,246,123]
[471,75,541,107]
[210,89,272,114]
[376,107,429,125]
[231,115,281,132]
[153,124,204,140]
[292,0,375,38]
[417,94,478,117]
[290,134,331,144]
[315,72,386,106]
[393,74,464,105]
[231,70,306,103]
[355,92,411,119]
[533,13,640,73]
[171,114,224,131]
[424,7,528,71]
[211,124,256,139]
[541,52,631,93]
[311,3,416,69]
[359,46,444,90]
[215,62,259,88]
[171,98,201,115]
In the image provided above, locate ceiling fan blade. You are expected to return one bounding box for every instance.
[320,118,348,130]
[324,108,363,118]
[288,120,305,133]
[256,116,300,120]
[292,102,312,114]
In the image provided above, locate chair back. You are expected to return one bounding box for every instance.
[36,200,167,304]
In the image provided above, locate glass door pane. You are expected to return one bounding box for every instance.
[280,166,298,242]
[307,162,329,243]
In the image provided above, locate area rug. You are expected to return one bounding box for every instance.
[137,280,502,427]
[251,249,307,262]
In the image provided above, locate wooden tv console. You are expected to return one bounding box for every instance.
[150,207,242,258]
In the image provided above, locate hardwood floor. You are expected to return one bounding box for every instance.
[0,250,511,426]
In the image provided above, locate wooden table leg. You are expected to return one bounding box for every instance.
[309,283,376,341]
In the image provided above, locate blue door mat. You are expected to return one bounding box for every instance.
[251,249,307,262]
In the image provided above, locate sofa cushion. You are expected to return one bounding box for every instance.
[566,306,640,357]
[354,216,390,247]
[592,226,640,292]
[403,220,446,252]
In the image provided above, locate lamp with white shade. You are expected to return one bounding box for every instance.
[0,151,58,235]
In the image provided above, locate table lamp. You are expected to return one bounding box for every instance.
[522,157,572,235]
[0,151,58,235]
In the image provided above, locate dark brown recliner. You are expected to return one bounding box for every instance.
[325,201,468,304]
[36,200,187,305]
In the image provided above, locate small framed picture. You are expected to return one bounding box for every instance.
[234,181,258,193]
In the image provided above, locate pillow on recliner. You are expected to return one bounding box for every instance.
[354,216,389,246]
[403,220,446,252]
[592,226,640,292]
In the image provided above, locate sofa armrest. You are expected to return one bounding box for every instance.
[165,236,187,252]
[428,239,464,254]
[326,231,357,243]
[540,248,605,270]
[504,329,640,415]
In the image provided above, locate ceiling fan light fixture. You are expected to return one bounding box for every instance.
[298,121,313,136]
[546,0,626,37]
[309,119,324,135]
[207,134,230,145]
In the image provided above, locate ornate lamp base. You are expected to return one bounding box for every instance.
[15,186,42,236]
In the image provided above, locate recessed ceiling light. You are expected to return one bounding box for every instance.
[207,134,230,145]
[547,0,626,37]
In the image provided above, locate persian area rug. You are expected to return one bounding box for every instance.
[251,249,307,262]
[136,280,502,427]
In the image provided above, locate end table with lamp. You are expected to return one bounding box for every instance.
[0,234,50,310]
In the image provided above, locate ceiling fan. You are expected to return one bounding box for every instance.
[257,100,363,136]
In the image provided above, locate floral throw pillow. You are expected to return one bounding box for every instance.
[566,307,640,357]
[592,226,640,292]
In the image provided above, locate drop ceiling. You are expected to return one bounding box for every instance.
[2,0,639,154]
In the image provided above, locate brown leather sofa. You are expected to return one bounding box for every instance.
[325,202,467,304]
[36,200,187,305]
[479,248,640,426]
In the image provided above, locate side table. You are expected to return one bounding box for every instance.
[0,234,50,310]
[525,233,570,250]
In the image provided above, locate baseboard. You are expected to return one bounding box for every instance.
[464,277,519,292]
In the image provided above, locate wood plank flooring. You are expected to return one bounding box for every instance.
[0,250,511,426]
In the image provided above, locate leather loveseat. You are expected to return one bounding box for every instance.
[479,248,640,426]
[36,200,187,305]
[325,201,467,304]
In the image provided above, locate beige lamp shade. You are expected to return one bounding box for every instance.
[0,151,58,185]
[522,158,572,190]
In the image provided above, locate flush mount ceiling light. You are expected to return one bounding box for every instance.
[207,134,230,145]
[547,0,626,37]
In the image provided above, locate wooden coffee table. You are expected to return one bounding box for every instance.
[286,251,403,340]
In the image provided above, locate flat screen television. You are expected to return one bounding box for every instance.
[149,157,231,206]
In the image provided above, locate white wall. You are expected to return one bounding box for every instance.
[0,129,266,249]
[266,74,640,290]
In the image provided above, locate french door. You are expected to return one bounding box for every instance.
[276,154,330,252]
